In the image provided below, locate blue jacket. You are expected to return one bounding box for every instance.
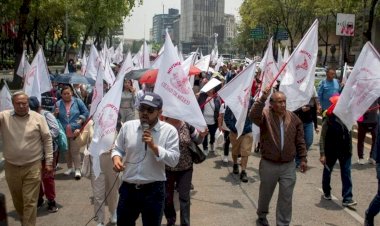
[56,97,89,133]
[224,106,252,135]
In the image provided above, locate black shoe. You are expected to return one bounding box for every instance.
[342,199,357,207]
[233,164,239,174]
[257,217,269,226]
[37,198,44,209]
[365,212,374,226]
[254,147,260,153]
[240,170,248,183]
[47,200,58,213]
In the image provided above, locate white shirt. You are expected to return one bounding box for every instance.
[203,97,215,125]
[111,119,180,184]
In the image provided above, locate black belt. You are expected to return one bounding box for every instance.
[124,181,163,190]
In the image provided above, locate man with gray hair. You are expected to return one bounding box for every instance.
[0,91,53,226]
[249,87,307,226]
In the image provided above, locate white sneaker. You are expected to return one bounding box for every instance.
[74,169,81,180]
[358,158,366,165]
[223,156,228,163]
[64,168,74,175]
[368,158,376,165]
[110,212,117,224]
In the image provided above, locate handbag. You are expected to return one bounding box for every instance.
[188,141,207,164]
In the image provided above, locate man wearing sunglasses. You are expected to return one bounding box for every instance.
[112,92,180,226]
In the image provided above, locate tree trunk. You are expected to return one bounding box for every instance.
[81,33,89,57]
[12,0,32,88]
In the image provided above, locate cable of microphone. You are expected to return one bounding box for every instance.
[141,123,150,151]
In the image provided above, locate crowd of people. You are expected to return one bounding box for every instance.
[1,59,380,226]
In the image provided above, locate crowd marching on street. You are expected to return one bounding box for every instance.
[1,21,380,226]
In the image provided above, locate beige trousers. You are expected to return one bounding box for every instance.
[5,161,41,226]
[90,152,120,224]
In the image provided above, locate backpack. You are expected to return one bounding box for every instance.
[325,114,352,154]
[43,111,68,152]
[55,120,69,152]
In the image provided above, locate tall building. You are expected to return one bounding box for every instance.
[180,0,225,53]
[152,8,180,44]
[224,14,236,41]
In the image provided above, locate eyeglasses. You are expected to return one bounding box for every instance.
[138,106,157,113]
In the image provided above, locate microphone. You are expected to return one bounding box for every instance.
[141,123,150,150]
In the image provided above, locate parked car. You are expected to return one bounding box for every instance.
[315,67,326,77]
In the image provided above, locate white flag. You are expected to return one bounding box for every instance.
[63,63,69,74]
[277,46,283,73]
[113,42,124,64]
[151,46,164,69]
[280,19,319,111]
[85,45,102,80]
[23,48,52,102]
[89,72,126,178]
[260,37,279,92]
[89,66,104,117]
[16,50,31,78]
[103,57,116,85]
[142,40,150,69]
[0,81,13,111]
[108,46,115,62]
[214,56,224,72]
[195,55,211,72]
[132,45,143,69]
[154,30,207,130]
[218,62,256,137]
[334,42,380,129]
[182,52,197,76]
[117,51,133,79]
[80,55,87,76]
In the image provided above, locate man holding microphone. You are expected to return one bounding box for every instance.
[112,92,180,226]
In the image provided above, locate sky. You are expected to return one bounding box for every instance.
[123,0,244,39]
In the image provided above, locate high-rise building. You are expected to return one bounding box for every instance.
[152,8,180,44]
[224,14,236,41]
[180,0,225,53]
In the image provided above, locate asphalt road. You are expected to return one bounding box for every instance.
[0,131,378,226]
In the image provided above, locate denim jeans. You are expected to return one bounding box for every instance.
[117,181,165,226]
[295,122,314,166]
[165,169,193,226]
[202,123,218,150]
[322,153,353,202]
[366,163,380,220]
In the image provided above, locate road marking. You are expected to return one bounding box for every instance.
[317,188,364,225]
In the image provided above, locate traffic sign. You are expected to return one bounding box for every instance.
[250,27,266,40]
[274,28,288,40]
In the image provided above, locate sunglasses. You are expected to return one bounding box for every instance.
[138,106,157,113]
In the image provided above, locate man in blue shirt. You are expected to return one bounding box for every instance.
[318,68,341,111]
[112,92,180,226]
